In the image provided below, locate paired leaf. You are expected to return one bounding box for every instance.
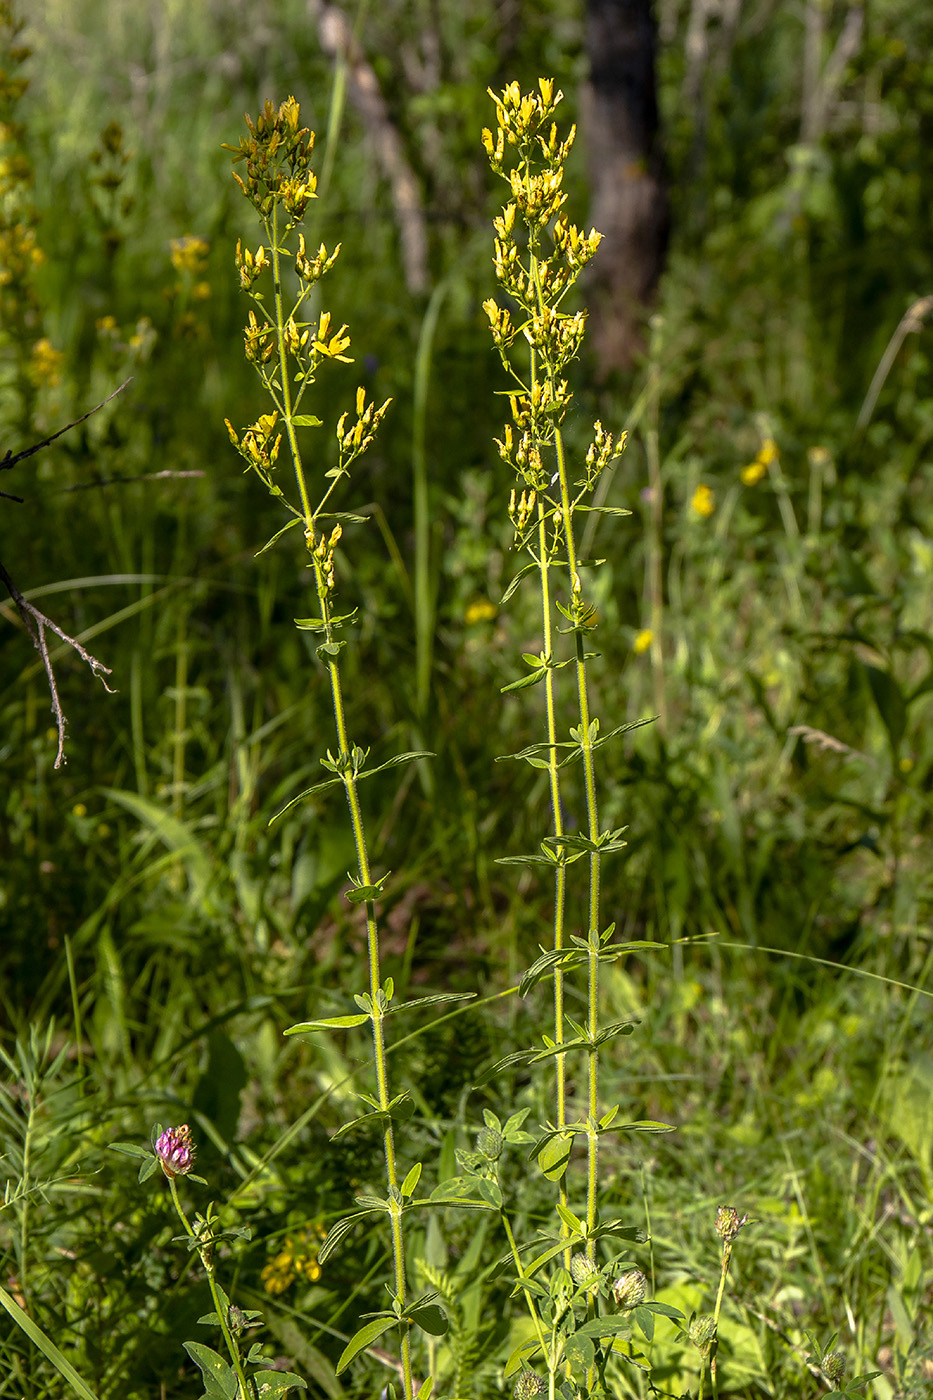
[182,1343,238,1400]
[336,1317,398,1375]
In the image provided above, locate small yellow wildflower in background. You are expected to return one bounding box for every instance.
[808,445,832,469]
[72,803,87,817]
[261,1227,325,1295]
[899,756,914,774]
[741,436,779,486]
[465,597,497,625]
[691,483,715,518]
[29,337,64,387]
[633,628,653,654]
[170,234,210,276]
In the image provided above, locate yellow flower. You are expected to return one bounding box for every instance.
[29,338,64,387]
[170,234,209,275]
[691,484,715,518]
[741,460,766,486]
[757,437,778,466]
[465,598,497,625]
[808,445,832,468]
[633,628,653,654]
[72,803,87,817]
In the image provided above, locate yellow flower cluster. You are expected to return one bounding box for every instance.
[261,1227,325,1296]
[741,437,778,486]
[170,234,210,277]
[633,628,653,654]
[465,598,497,625]
[29,337,64,387]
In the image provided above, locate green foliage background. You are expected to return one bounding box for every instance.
[2,0,933,1396]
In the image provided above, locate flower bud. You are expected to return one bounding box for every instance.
[155,1124,195,1177]
[569,1253,600,1292]
[611,1267,647,1310]
[821,1351,847,1386]
[689,1315,716,1355]
[715,1206,749,1243]
[476,1126,503,1160]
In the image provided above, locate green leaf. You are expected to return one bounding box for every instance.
[865,664,906,752]
[345,884,385,905]
[0,1282,101,1400]
[253,1371,308,1398]
[499,561,539,604]
[633,1304,655,1342]
[473,1049,537,1086]
[255,515,303,556]
[643,1301,684,1320]
[563,1333,595,1372]
[401,1162,423,1198]
[291,414,323,427]
[409,1301,448,1337]
[500,669,547,693]
[108,1141,153,1160]
[555,1201,585,1235]
[182,1342,238,1400]
[284,1014,370,1034]
[336,1317,398,1374]
[538,1133,573,1181]
[138,1156,159,1183]
[618,1119,675,1134]
[576,1316,637,1340]
[574,504,632,516]
[415,1377,434,1400]
[386,991,475,1016]
[318,1211,374,1265]
[476,1177,503,1209]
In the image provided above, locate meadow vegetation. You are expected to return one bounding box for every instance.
[2,1,933,1397]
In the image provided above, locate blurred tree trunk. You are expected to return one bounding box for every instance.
[582,0,670,372]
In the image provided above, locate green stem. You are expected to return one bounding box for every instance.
[554,426,601,1250]
[167,1177,253,1400]
[643,366,667,736]
[271,221,412,1392]
[709,1242,732,1400]
[536,498,570,1246]
[501,1210,552,1391]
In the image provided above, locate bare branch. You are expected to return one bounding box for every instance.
[0,559,114,769]
[1,377,132,767]
[0,377,133,474]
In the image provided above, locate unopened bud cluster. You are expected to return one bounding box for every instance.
[336,387,392,468]
[715,1206,750,1244]
[475,1126,504,1160]
[225,413,282,478]
[569,1253,600,1292]
[224,96,317,221]
[513,1370,545,1399]
[483,81,609,466]
[611,1267,647,1310]
[508,487,536,539]
[309,522,342,594]
[821,1350,847,1386]
[689,1314,716,1355]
